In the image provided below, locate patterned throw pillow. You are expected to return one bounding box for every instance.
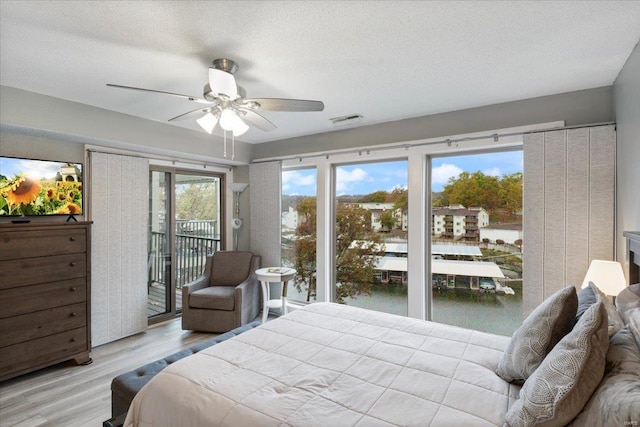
[569,312,640,427]
[590,281,624,337]
[504,302,609,427]
[496,286,578,383]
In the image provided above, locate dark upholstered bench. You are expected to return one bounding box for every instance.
[105,320,261,426]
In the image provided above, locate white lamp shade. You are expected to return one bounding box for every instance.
[581,259,627,296]
[232,118,249,136]
[229,182,249,193]
[219,109,238,131]
[208,68,238,99]
[196,112,218,134]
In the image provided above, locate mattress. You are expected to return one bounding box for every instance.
[125,302,520,426]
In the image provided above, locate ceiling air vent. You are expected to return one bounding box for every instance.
[330,114,363,127]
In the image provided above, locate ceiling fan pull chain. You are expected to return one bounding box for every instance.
[223,131,227,158]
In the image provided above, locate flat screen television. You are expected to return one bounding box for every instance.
[0,156,83,217]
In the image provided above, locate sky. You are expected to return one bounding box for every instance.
[282,151,523,196]
[0,156,80,180]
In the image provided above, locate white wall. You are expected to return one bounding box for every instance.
[614,40,640,283]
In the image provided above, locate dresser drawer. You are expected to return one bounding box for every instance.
[0,302,86,347]
[0,278,86,318]
[0,327,88,378]
[0,253,87,289]
[0,228,86,261]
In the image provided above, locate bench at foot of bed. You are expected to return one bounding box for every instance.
[104,320,262,427]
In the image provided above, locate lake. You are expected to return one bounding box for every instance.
[288,284,522,337]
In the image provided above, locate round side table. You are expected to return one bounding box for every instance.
[255,267,296,323]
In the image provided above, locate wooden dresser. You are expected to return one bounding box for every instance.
[0,222,92,381]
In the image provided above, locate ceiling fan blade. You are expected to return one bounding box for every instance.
[168,107,213,122]
[237,108,277,131]
[244,98,324,112]
[208,69,238,99]
[106,84,211,104]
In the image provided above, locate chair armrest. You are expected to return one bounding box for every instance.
[182,275,209,295]
[234,266,261,325]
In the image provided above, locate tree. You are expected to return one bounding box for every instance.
[378,210,397,231]
[358,190,387,203]
[288,198,385,303]
[176,183,218,221]
[440,171,522,222]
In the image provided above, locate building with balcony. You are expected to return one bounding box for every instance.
[432,205,489,242]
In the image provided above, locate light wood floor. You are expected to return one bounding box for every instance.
[0,317,216,427]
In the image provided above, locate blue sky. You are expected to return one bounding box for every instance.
[0,157,75,180]
[282,151,523,196]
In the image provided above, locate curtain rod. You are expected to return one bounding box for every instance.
[86,148,234,171]
[251,121,616,164]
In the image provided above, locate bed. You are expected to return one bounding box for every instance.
[125,243,640,427]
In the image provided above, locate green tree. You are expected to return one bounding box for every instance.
[440,171,522,222]
[289,198,385,303]
[378,210,397,231]
[358,190,387,203]
[176,183,217,221]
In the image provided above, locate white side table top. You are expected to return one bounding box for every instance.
[255,267,296,282]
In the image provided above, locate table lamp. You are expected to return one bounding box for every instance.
[581,259,627,296]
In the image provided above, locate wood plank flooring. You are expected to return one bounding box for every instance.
[0,317,215,427]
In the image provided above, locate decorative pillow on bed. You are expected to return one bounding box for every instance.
[568,310,640,427]
[504,302,609,427]
[615,283,640,325]
[576,285,597,323]
[496,286,578,383]
[590,281,624,337]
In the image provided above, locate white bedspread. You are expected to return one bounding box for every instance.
[125,302,520,426]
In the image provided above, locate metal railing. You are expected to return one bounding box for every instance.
[149,230,221,289]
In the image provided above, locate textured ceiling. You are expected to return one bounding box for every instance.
[1,0,639,144]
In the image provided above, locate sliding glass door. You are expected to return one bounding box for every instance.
[148,168,224,322]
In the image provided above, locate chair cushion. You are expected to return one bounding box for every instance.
[190,286,236,311]
[210,251,254,286]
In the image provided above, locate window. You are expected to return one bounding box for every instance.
[333,160,408,316]
[282,168,317,303]
[430,151,523,335]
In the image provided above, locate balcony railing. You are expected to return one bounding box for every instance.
[149,230,221,289]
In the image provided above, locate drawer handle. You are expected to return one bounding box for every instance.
[70,337,77,342]
[69,262,76,267]
[70,286,77,292]
[70,312,77,317]
[70,237,76,242]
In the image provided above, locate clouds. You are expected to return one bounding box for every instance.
[432,163,463,187]
[336,167,370,193]
[282,170,316,195]
[482,167,501,177]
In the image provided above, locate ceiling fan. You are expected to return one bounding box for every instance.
[107,58,325,137]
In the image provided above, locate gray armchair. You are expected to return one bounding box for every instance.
[182,251,261,333]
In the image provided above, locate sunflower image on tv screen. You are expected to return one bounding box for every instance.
[0,157,83,216]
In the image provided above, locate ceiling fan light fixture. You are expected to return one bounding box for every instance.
[232,118,249,136]
[209,68,238,99]
[196,112,218,134]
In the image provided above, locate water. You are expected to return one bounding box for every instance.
[288,284,522,337]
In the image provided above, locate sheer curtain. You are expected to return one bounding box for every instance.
[89,151,148,346]
[523,124,615,315]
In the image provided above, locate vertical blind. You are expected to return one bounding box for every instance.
[90,151,149,346]
[523,124,615,315]
[249,161,282,268]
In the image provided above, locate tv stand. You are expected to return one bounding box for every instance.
[66,214,78,222]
